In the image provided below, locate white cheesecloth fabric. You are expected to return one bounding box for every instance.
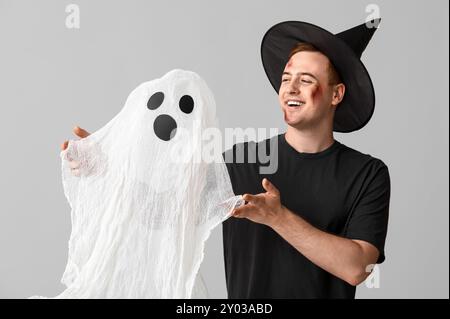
[36,69,242,298]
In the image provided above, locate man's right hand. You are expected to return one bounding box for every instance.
[61,126,91,151]
[61,126,91,176]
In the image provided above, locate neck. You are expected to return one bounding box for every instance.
[285,124,335,154]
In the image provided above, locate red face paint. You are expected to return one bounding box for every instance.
[311,83,322,104]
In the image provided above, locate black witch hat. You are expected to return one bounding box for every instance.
[261,19,381,133]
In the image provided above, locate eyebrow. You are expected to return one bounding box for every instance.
[282,71,318,81]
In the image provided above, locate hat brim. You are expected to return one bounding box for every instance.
[261,21,375,133]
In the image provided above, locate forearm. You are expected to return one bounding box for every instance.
[271,207,373,286]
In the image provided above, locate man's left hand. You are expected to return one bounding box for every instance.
[232,178,287,228]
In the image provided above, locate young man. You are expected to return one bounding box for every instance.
[222,19,390,298]
[61,19,390,299]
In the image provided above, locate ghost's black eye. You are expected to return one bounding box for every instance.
[179,95,194,114]
[147,91,164,110]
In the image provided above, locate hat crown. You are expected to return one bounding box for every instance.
[336,18,381,58]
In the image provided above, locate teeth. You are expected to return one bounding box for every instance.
[287,100,304,106]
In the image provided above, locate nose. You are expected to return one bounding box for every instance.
[287,79,300,95]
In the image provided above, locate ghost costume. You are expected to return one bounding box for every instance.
[49,70,241,298]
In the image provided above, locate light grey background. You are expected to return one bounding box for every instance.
[0,0,448,299]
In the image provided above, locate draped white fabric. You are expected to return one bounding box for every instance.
[35,70,241,298]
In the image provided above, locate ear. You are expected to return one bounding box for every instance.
[331,83,345,107]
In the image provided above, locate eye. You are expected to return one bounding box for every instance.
[179,95,194,114]
[147,91,164,110]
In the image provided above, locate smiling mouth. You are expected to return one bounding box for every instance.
[286,100,305,107]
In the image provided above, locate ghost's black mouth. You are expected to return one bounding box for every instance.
[153,114,177,141]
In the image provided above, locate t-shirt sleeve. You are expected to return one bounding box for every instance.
[344,161,391,264]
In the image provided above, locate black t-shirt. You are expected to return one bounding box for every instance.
[222,133,390,299]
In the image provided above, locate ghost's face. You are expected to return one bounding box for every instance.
[122,70,217,193]
[146,91,195,142]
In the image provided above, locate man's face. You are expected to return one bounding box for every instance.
[278,51,340,130]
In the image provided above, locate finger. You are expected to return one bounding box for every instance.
[232,204,257,218]
[61,141,73,161]
[262,178,280,196]
[73,126,90,138]
[61,140,69,151]
[232,209,247,218]
[69,160,80,169]
[242,193,263,206]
